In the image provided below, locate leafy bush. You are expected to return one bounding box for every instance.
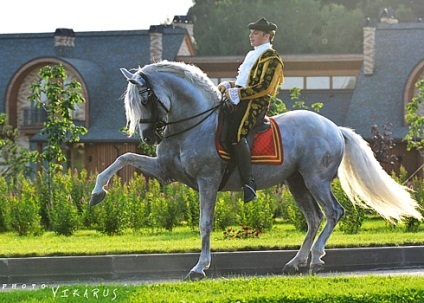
[243,191,275,231]
[184,185,200,231]
[214,192,243,231]
[147,182,184,232]
[48,194,80,236]
[0,177,10,232]
[95,177,129,235]
[392,167,423,232]
[404,176,424,232]
[69,168,93,214]
[9,178,42,236]
[47,172,80,236]
[35,172,52,230]
[280,185,308,232]
[44,172,81,236]
[332,179,365,234]
[126,174,149,230]
[2,168,423,237]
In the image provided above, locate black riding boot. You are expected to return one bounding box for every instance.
[232,137,257,203]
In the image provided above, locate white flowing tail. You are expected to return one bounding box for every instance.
[338,127,422,222]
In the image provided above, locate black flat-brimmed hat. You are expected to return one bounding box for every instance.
[248,17,277,31]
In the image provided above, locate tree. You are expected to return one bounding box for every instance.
[189,0,423,55]
[190,0,365,55]
[28,65,88,204]
[29,65,87,167]
[0,113,38,185]
[310,4,364,53]
[404,79,424,153]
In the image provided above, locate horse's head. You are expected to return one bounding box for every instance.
[121,68,167,145]
[121,61,221,146]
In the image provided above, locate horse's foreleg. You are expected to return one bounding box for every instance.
[90,152,163,206]
[184,181,218,281]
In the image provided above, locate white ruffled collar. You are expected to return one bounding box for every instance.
[235,43,272,87]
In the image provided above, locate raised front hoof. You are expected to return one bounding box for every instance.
[309,263,325,275]
[282,264,308,276]
[89,189,107,207]
[184,271,206,281]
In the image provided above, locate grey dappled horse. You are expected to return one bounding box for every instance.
[90,61,422,280]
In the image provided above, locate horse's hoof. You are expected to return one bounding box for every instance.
[282,264,299,275]
[282,264,308,276]
[282,260,308,275]
[184,271,206,281]
[309,262,325,275]
[89,189,107,206]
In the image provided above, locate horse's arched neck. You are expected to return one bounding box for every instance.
[164,95,219,139]
[165,73,212,107]
[145,70,220,140]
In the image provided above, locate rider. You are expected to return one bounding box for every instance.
[218,17,284,203]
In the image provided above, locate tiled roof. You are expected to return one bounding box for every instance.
[0,26,190,142]
[1,23,423,142]
[346,23,424,140]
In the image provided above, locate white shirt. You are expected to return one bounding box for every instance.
[235,42,271,88]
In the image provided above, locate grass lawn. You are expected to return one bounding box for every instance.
[2,275,424,302]
[2,219,424,302]
[1,219,424,258]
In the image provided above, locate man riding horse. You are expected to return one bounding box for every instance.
[218,17,284,203]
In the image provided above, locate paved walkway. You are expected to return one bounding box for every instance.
[1,246,424,286]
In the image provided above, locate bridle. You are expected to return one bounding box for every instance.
[136,71,223,141]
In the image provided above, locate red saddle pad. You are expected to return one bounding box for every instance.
[216,118,284,165]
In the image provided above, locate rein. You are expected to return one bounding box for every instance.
[137,71,223,140]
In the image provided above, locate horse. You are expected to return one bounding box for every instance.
[90,60,422,281]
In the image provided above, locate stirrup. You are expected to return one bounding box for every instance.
[243,183,257,203]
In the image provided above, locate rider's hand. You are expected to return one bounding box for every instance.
[217,81,231,93]
[225,88,240,105]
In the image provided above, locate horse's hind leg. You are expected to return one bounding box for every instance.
[283,172,324,275]
[305,179,344,274]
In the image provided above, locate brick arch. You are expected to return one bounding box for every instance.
[403,59,424,125]
[5,57,89,129]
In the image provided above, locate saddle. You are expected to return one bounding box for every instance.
[216,104,283,190]
[218,104,271,153]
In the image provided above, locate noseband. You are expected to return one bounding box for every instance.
[136,71,223,141]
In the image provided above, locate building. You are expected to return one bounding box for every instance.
[0,21,195,182]
[0,17,423,181]
[179,19,424,178]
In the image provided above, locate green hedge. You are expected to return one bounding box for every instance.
[0,169,423,236]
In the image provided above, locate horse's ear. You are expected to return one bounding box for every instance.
[120,68,144,86]
[120,68,134,80]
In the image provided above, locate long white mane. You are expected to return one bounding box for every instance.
[124,61,219,135]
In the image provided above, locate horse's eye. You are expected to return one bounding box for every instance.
[138,88,150,105]
[140,96,149,105]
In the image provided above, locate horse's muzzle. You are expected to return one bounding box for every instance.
[141,128,162,145]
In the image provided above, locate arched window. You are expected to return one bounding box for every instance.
[404,60,424,125]
[5,57,89,149]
